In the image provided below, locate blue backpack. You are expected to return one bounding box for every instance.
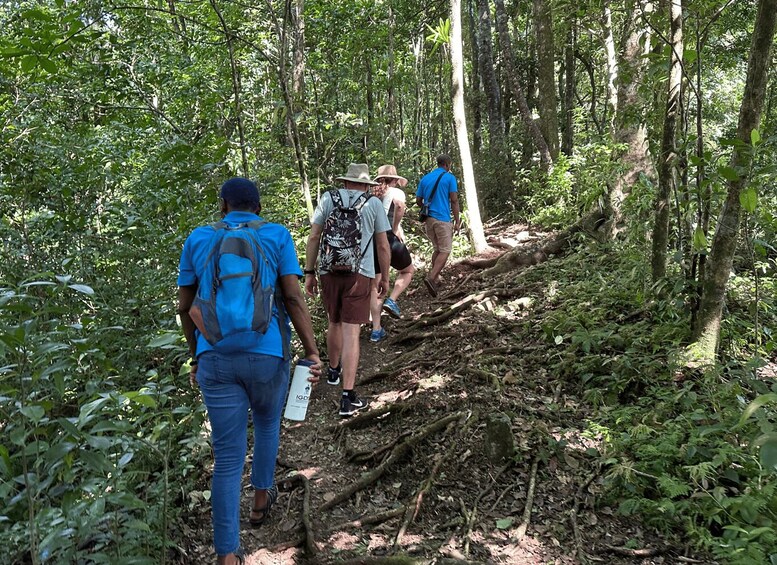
[189,220,289,356]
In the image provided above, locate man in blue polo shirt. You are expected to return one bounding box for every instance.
[178,177,321,565]
[415,154,460,297]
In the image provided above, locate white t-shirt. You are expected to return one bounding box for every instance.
[380,186,408,240]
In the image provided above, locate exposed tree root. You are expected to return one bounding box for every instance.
[603,544,662,557]
[329,401,412,431]
[458,367,500,390]
[361,359,441,385]
[320,412,466,511]
[514,458,539,541]
[337,557,486,565]
[278,473,316,556]
[477,210,607,278]
[348,430,412,464]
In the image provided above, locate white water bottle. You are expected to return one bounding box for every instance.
[284,359,315,421]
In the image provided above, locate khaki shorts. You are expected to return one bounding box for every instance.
[320,273,372,324]
[425,218,454,253]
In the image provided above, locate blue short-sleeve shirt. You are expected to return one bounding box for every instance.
[415,167,458,223]
[178,211,303,358]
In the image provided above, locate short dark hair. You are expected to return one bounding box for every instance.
[437,154,452,168]
[220,177,260,210]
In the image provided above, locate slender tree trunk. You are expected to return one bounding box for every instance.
[494,0,552,168]
[690,0,777,361]
[292,0,305,101]
[602,1,618,133]
[365,57,374,156]
[651,0,683,282]
[609,0,654,234]
[467,0,483,154]
[451,0,487,253]
[477,0,504,145]
[533,0,560,159]
[562,20,575,156]
[387,1,398,147]
[266,0,313,219]
[210,0,249,176]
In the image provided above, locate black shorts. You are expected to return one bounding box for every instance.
[375,230,413,274]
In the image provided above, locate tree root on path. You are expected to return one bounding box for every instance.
[361,359,441,385]
[328,401,413,431]
[603,544,662,557]
[320,412,466,511]
[478,211,607,278]
[514,458,539,541]
[348,430,412,464]
[275,472,316,556]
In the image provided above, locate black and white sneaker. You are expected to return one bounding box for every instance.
[339,394,369,418]
[327,366,341,386]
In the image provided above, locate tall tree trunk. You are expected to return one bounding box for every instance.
[451,0,488,253]
[292,0,305,101]
[533,0,560,159]
[690,0,777,361]
[266,0,313,219]
[494,0,552,168]
[467,0,483,154]
[651,0,683,282]
[562,20,575,156]
[387,1,398,148]
[609,0,654,234]
[477,0,504,145]
[210,0,249,176]
[602,0,618,133]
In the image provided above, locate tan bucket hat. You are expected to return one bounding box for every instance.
[374,164,408,188]
[335,163,378,186]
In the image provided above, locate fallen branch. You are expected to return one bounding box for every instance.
[348,431,412,464]
[329,402,412,430]
[320,412,465,511]
[360,359,439,385]
[514,458,539,541]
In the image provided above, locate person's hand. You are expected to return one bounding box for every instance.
[453,219,462,234]
[377,275,389,299]
[189,362,199,388]
[305,353,322,384]
[304,273,318,297]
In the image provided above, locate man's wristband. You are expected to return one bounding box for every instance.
[303,269,316,275]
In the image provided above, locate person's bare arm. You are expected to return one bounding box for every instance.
[375,231,390,298]
[279,274,322,381]
[178,284,198,385]
[304,223,323,296]
[450,192,461,231]
[392,195,406,234]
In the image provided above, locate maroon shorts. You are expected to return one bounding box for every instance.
[320,273,372,324]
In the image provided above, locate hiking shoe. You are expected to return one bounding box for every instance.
[382,298,401,319]
[326,365,341,386]
[424,277,438,297]
[339,394,369,418]
[370,327,387,342]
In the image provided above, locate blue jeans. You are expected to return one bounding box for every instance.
[197,352,290,556]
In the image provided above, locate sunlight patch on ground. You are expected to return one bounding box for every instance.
[417,373,451,390]
[327,530,360,550]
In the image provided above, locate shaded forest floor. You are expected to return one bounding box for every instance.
[180,223,714,565]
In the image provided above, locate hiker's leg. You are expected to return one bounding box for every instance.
[327,321,342,369]
[369,283,382,331]
[390,264,415,301]
[197,352,247,557]
[340,321,361,390]
[428,220,453,282]
[428,251,449,282]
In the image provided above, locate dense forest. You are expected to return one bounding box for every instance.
[1,0,776,563]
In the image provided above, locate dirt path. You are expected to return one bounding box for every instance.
[182,228,679,565]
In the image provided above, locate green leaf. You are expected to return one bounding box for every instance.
[20,55,37,72]
[38,57,57,74]
[740,188,757,213]
[738,393,777,426]
[751,128,761,146]
[69,284,94,295]
[496,517,514,529]
[20,405,45,423]
[758,438,777,472]
[719,166,739,181]
[692,227,708,252]
[147,332,179,348]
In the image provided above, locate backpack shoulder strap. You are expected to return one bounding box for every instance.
[426,170,447,203]
[328,189,344,208]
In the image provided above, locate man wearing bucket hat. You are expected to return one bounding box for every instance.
[304,163,391,417]
[368,165,416,342]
